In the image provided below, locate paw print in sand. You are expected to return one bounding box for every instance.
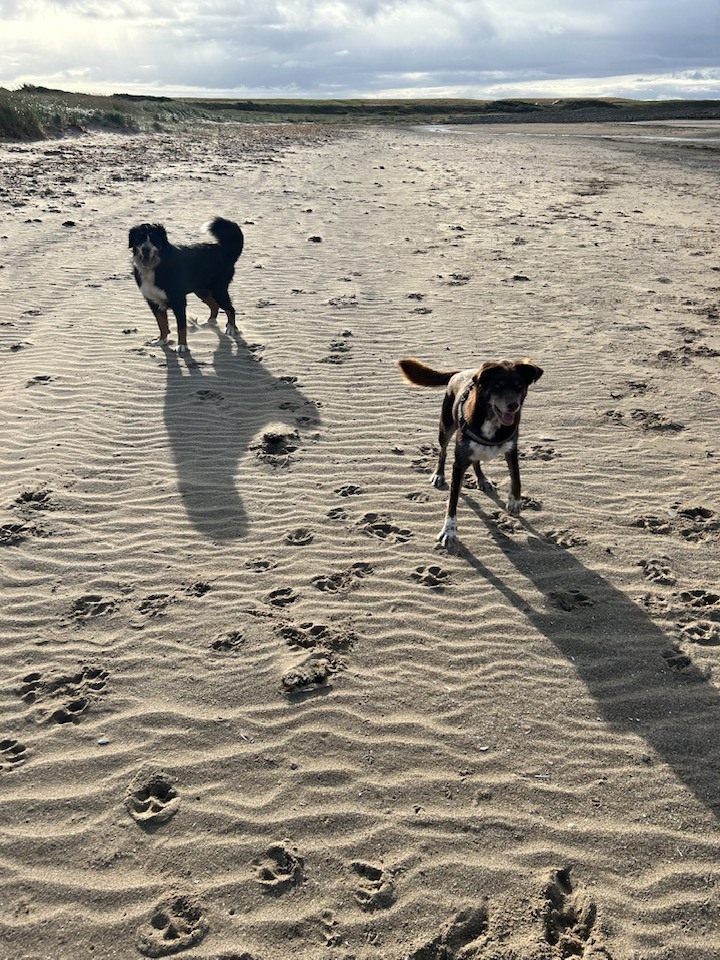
[639,557,676,586]
[351,860,396,912]
[0,738,29,771]
[255,840,304,894]
[125,765,180,826]
[410,565,450,588]
[136,893,208,957]
[281,651,341,693]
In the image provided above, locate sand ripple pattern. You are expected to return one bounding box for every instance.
[0,124,719,959]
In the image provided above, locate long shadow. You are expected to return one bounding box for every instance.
[458,493,720,818]
[163,326,320,541]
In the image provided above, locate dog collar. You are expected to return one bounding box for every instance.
[457,383,518,446]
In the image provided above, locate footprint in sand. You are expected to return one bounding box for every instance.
[681,621,720,646]
[411,565,450,589]
[542,867,602,958]
[0,738,29,771]
[358,512,412,543]
[137,594,175,617]
[184,581,210,597]
[631,515,672,535]
[630,409,684,432]
[252,430,300,467]
[491,511,522,535]
[255,840,305,894]
[548,589,594,611]
[246,557,278,572]
[406,491,430,503]
[278,621,357,653]
[312,562,374,593]
[335,484,363,497]
[411,444,439,475]
[136,892,208,957]
[544,528,589,549]
[522,444,560,461]
[351,861,396,912]
[326,506,348,521]
[678,588,720,609]
[211,631,245,653]
[69,594,118,620]
[13,489,54,511]
[194,387,224,404]
[285,528,314,546]
[639,557,676,586]
[267,587,298,608]
[19,665,108,724]
[676,505,718,541]
[0,522,30,546]
[408,904,489,960]
[125,765,180,826]
[281,650,341,693]
[662,646,692,670]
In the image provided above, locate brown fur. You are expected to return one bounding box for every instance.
[398,355,544,547]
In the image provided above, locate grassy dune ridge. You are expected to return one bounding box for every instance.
[1,84,720,140]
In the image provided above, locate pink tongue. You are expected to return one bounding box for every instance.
[500,410,516,426]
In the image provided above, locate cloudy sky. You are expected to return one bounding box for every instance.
[1,0,719,100]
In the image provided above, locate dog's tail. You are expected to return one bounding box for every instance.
[397,357,457,387]
[206,217,244,260]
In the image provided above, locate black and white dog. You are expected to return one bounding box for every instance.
[129,217,244,352]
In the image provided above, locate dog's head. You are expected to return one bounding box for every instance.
[128,223,168,269]
[474,359,543,427]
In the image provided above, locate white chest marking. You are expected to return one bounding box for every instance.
[467,438,515,463]
[136,263,168,308]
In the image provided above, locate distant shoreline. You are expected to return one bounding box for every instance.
[2,85,720,141]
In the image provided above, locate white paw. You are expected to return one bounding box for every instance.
[430,473,446,489]
[146,337,170,347]
[507,494,522,516]
[225,322,238,336]
[176,343,190,354]
[436,516,457,548]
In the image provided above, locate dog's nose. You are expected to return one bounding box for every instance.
[507,400,520,412]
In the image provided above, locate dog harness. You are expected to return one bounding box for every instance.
[456,382,518,446]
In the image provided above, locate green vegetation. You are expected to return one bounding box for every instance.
[1,85,719,142]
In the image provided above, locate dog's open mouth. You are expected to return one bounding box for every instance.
[494,405,517,426]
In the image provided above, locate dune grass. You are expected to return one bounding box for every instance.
[1,85,719,142]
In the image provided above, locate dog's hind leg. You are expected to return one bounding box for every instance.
[197,291,220,322]
[212,289,237,335]
[430,392,455,488]
[473,463,496,495]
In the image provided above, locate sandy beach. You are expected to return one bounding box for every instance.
[0,119,719,960]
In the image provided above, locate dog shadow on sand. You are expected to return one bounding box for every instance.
[459,493,720,820]
[162,325,320,541]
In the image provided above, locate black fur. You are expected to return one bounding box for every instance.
[129,217,244,351]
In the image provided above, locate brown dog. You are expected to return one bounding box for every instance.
[398,357,543,547]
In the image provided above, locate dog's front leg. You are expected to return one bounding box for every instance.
[505,446,523,515]
[147,303,170,345]
[172,300,189,353]
[437,448,467,548]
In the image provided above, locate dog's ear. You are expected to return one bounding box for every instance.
[473,362,502,388]
[128,226,139,248]
[514,359,543,385]
[154,224,169,248]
